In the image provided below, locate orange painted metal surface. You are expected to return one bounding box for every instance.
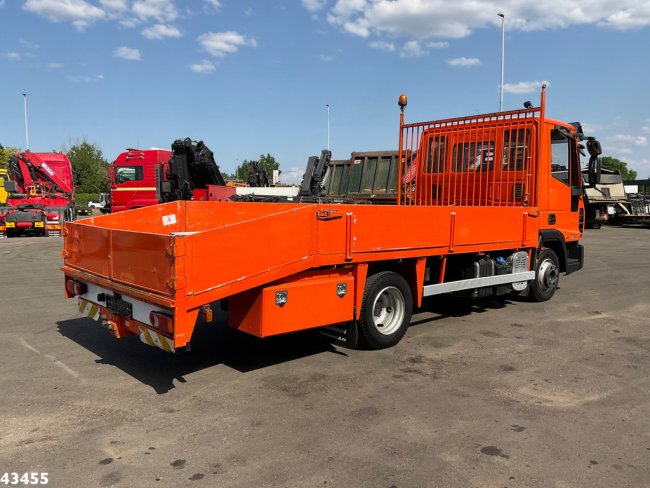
[62,87,584,350]
[227,270,354,338]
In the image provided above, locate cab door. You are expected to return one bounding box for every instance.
[548,129,582,238]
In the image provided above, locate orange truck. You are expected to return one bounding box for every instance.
[62,87,601,353]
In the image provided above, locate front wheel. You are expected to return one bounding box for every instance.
[358,271,413,349]
[528,248,560,302]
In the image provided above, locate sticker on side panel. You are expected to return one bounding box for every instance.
[162,214,177,226]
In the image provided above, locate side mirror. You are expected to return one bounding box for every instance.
[586,137,602,158]
[588,156,601,186]
[586,137,602,186]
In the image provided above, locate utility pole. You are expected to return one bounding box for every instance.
[326,104,330,151]
[22,93,30,150]
[498,13,505,112]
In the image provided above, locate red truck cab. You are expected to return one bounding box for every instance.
[0,151,75,238]
[109,149,171,213]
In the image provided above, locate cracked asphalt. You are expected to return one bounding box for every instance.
[1,226,648,487]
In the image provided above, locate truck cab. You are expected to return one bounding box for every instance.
[109,149,171,212]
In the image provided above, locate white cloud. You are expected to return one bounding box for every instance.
[142,23,182,39]
[302,0,326,13]
[114,46,141,60]
[318,1,650,40]
[67,73,105,82]
[369,40,395,52]
[48,62,64,69]
[204,0,221,9]
[280,167,305,185]
[19,39,39,50]
[610,134,648,146]
[5,52,21,60]
[502,80,549,93]
[0,0,5,7]
[320,53,337,62]
[132,0,177,22]
[198,31,257,57]
[641,126,650,134]
[190,60,216,74]
[100,0,127,11]
[24,0,105,29]
[400,40,426,58]
[426,41,449,49]
[446,56,481,67]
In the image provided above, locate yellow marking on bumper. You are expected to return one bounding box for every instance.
[78,298,101,321]
[139,327,175,353]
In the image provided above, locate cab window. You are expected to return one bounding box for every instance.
[115,166,143,184]
[452,141,494,172]
[503,129,529,170]
[551,130,570,185]
[425,137,446,173]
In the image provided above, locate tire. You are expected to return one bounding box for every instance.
[358,271,413,349]
[528,248,560,302]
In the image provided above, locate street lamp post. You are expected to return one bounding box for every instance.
[326,104,330,151]
[498,13,505,112]
[22,93,30,150]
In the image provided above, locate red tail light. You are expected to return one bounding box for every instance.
[150,311,173,334]
[66,279,87,296]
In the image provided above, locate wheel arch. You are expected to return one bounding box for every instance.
[539,229,567,273]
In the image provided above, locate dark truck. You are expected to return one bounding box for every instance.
[323,151,400,202]
[582,168,650,227]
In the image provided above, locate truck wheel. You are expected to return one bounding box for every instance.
[528,248,560,302]
[358,271,412,349]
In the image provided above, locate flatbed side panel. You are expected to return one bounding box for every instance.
[318,205,539,256]
[78,201,186,234]
[184,201,310,231]
[184,205,317,298]
[110,230,175,295]
[63,222,111,277]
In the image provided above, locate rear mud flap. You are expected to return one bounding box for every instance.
[320,322,358,349]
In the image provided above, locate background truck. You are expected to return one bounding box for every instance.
[62,87,600,354]
[108,148,172,213]
[323,151,400,202]
[0,169,9,205]
[107,141,237,213]
[582,168,650,227]
[0,151,75,238]
[87,193,108,211]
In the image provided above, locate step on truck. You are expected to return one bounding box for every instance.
[62,86,601,353]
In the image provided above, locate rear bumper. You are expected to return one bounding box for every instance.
[79,297,176,353]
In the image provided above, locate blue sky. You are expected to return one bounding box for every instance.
[1,0,649,182]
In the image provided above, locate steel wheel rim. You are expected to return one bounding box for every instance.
[538,258,558,293]
[371,286,405,335]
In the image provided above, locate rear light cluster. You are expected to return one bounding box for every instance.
[66,279,87,296]
[46,213,60,223]
[150,311,173,334]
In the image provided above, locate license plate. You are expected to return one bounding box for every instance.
[6,222,15,228]
[106,295,133,318]
[34,221,44,228]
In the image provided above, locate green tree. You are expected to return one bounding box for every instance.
[234,153,281,184]
[599,156,637,181]
[65,140,109,193]
[0,144,21,170]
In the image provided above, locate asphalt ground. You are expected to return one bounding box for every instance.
[0,226,648,488]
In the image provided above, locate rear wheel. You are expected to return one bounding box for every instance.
[528,248,560,302]
[358,271,412,349]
